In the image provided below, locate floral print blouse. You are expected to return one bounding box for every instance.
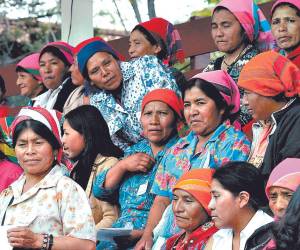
[89,55,180,150]
[0,165,96,242]
[93,136,179,230]
[152,120,251,199]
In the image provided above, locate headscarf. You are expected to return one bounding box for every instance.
[265,158,300,199]
[16,53,42,81]
[39,41,74,66]
[173,169,215,215]
[238,51,300,97]
[135,17,185,66]
[141,89,184,119]
[10,107,64,164]
[191,70,240,114]
[271,0,300,14]
[214,0,274,51]
[76,37,124,79]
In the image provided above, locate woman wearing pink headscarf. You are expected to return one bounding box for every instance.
[35,41,77,112]
[204,0,274,128]
[16,53,46,104]
[271,0,300,68]
[136,70,250,250]
[245,158,300,250]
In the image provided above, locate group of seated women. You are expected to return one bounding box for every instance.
[1,0,300,249]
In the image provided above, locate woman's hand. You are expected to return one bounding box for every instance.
[134,232,153,250]
[121,153,155,173]
[7,227,43,249]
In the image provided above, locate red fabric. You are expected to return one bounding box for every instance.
[0,159,23,192]
[288,45,300,69]
[74,36,125,61]
[0,106,9,118]
[141,89,184,119]
[166,222,218,250]
[138,17,185,65]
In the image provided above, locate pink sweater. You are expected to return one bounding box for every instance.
[0,159,23,192]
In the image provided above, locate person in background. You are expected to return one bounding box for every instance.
[265,185,300,250]
[205,161,272,250]
[129,18,186,91]
[63,41,93,115]
[245,158,300,250]
[77,37,179,150]
[35,41,77,112]
[135,70,250,250]
[0,132,23,192]
[238,51,300,179]
[62,105,122,229]
[0,107,96,250]
[16,53,46,104]
[94,89,183,250]
[204,0,274,128]
[166,169,218,250]
[271,0,300,68]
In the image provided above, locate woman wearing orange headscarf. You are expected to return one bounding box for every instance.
[238,50,300,181]
[166,169,218,250]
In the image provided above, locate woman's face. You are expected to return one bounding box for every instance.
[173,189,208,233]
[211,8,245,53]
[39,52,68,90]
[128,29,161,59]
[62,120,85,160]
[87,52,122,91]
[208,179,240,229]
[69,56,85,86]
[184,86,224,137]
[15,128,56,177]
[271,5,300,52]
[242,90,282,121]
[269,186,294,219]
[16,71,41,98]
[140,101,176,146]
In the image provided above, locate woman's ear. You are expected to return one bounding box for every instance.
[238,191,250,209]
[154,44,162,54]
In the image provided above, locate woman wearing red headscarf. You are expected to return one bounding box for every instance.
[93,89,183,250]
[271,0,300,68]
[238,50,300,181]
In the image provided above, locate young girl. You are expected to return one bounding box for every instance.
[62,105,123,229]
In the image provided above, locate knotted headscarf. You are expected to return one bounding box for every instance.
[135,17,185,66]
[16,53,42,81]
[76,37,124,79]
[192,70,240,115]
[39,41,74,66]
[141,89,183,119]
[271,0,300,14]
[173,169,215,215]
[214,0,274,51]
[266,158,300,198]
[238,51,300,97]
[10,107,64,164]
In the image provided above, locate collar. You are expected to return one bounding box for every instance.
[10,165,65,205]
[177,120,231,149]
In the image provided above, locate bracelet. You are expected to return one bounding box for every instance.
[41,233,49,250]
[48,234,54,250]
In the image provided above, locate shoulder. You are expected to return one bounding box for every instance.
[94,155,119,173]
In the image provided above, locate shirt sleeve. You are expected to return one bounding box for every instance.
[215,132,251,165]
[93,169,118,202]
[57,177,96,242]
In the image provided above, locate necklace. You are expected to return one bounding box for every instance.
[222,45,249,67]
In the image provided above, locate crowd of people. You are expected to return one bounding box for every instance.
[0,0,300,249]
